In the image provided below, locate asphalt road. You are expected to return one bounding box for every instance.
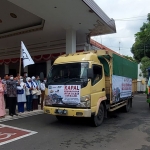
[1,94,150,150]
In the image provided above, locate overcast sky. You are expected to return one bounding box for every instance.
[92,0,150,56]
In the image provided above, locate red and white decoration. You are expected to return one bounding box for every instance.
[0,50,83,65]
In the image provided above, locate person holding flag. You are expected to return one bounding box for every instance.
[19,41,35,111]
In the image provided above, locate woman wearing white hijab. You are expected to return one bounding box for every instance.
[17,76,26,113]
[32,76,38,110]
[26,77,33,111]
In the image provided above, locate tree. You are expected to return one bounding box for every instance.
[131,13,150,77]
[131,13,150,62]
[140,57,150,78]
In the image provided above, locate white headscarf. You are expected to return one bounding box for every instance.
[26,77,32,87]
[31,76,37,88]
[32,76,35,80]
[26,77,30,82]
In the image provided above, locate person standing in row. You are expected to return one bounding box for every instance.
[26,77,33,111]
[17,76,26,113]
[2,74,9,109]
[35,76,41,104]
[0,77,6,118]
[40,80,45,110]
[32,76,38,110]
[6,75,18,117]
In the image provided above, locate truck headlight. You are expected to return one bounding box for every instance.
[77,95,91,107]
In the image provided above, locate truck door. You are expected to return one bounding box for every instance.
[91,65,105,107]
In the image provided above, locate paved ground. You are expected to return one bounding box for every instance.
[0,105,43,123]
[0,94,150,150]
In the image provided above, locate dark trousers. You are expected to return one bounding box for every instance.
[38,95,41,104]
[18,102,24,113]
[33,99,38,110]
[8,97,17,115]
[26,95,33,111]
[41,91,45,110]
[4,94,9,109]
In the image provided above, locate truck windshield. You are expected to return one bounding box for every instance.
[47,62,89,83]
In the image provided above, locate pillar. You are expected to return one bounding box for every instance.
[66,28,76,54]
[4,64,9,74]
[46,60,51,75]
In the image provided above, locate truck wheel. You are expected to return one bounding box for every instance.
[91,103,104,127]
[56,116,67,122]
[123,99,131,112]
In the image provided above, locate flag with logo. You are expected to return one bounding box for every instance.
[21,41,34,68]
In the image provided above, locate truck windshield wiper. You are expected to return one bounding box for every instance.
[64,78,84,84]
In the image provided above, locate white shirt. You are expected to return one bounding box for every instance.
[41,82,45,91]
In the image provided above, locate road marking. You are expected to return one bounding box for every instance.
[0,124,37,146]
[0,132,16,140]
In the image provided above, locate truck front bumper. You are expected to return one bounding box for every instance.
[44,106,91,117]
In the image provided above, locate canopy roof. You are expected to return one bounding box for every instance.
[0,0,116,59]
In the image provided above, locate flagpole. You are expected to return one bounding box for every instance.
[19,48,22,78]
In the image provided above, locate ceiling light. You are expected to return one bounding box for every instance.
[10,13,17,18]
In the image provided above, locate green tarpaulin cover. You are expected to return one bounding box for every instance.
[113,54,138,79]
[98,54,138,79]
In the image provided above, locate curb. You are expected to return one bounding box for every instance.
[0,110,44,123]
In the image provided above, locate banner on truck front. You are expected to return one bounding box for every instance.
[47,85,81,105]
[112,75,132,103]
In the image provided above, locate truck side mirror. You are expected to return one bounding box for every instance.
[87,68,94,79]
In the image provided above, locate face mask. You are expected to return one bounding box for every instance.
[25,74,28,77]
[44,80,47,83]
[10,77,13,80]
[20,79,23,82]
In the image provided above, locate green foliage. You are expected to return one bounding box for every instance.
[131,14,150,62]
[140,57,150,77]
[131,13,150,77]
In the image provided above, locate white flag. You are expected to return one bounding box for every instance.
[21,41,34,68]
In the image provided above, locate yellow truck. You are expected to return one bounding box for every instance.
[44,50,137,126]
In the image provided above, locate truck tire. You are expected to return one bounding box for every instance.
[91,103,104,127]
[123,99,131,112]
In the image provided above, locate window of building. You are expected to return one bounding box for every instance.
[92,65,103,86]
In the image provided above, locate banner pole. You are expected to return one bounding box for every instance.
[19,48,22,78]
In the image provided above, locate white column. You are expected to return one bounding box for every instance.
[46,60,51,75]
[24,66,28,73]
[4,64,9,74]
[66,28,76,54]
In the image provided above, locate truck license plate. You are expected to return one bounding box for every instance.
[55,109,67,114]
